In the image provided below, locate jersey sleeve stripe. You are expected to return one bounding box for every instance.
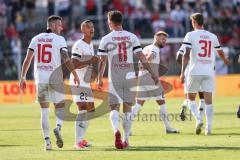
[179,50,184,53]
[60,47,68,51]
[28,48,34,51]
[72,53,81,58]
[133,46,142,51]
[214,46,221,49]
[150,51,157,54]
[182,42,192,45]
[98,49,106,53]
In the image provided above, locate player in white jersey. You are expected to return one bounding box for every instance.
[19,15,80,150]
[181,13,229,135]
[176,45,205,122]
[131,31,179,134]
[97,10,159,149]
[70,20,97,149]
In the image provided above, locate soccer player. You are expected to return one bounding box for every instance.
[176,45,205,122]
[19,15,80,150]
[70,20,98,149]
[131,31,179,134]
[97,10,159,149]
[181,13,229,135]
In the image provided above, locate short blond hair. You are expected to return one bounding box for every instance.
[154,31,168,37]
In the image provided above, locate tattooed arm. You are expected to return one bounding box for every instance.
[60,48,80,86]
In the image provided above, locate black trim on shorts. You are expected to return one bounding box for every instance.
[214,46,221,49]
[179,50,184,53]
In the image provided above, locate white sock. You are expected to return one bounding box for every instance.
[131,103,142,119]
[75,110,89,143]
[205,104,213,131]
[109,110,119,133]
[183,99,190,110]
[122,112,132,142]
[55,107,64,129]
[188,100,201,122]
[41,108,50,139]
[199,99,205,122]
[159,104,171,129]
[182,99,187,106]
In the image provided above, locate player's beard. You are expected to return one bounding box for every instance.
[159,44,164,48]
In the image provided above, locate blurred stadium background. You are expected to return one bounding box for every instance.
[0,0,239,104]
[0,1,240,159]
[0,0,240,81]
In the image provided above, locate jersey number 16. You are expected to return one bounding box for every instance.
[37,44,52,63]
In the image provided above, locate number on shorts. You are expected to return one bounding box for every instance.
[80,92,88,100]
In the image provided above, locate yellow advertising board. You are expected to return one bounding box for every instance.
[0,75,239,104]
[0,80,36,103]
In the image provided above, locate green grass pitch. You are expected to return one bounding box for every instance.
[0,96,239,160]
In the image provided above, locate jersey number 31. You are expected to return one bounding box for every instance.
[198,40,212,58]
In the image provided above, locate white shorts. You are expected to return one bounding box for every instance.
[70,80,94,103]
[187,75,214,93]
[36,83,65,103]
[136,72,164,100]
[108,80,137,105]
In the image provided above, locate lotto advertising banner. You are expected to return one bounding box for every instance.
[0,81,36,103]
[0,75,239,104]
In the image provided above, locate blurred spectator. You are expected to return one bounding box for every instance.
[10,35,21,66]
[56,0,71,17]
[0,0,7,30]
[48,0,55,16]
[5,23,18,40]
[25,0,36,26]
[10,0,23,24]
[67,22,83,41]
[86,0,97,15]
[170,4,185,37]
[15,11,26,34]
[1,36,11,58]
[56,0,72,28]
[0,0,240,80]
[3,59,17,79]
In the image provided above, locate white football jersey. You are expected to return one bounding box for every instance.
[98,30,142,82]
[70,39,94,86]
[183,29,221,76]
[176,44,185,57]
[139,44,160,75]
[28,32,67,84]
